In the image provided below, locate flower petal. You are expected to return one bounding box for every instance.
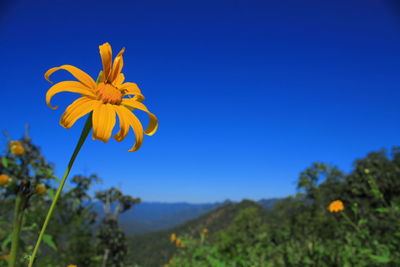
[119,82,145,102]
[113,73,125,87]
[108,47,125,83]
[113,106,129,142]
[99,43,112,82]
[46,81,97,109]
[92,103,116,143]
[45,65,96,90]
[121,99,158,135]
[60,97,96,129]
[114,106,144,152]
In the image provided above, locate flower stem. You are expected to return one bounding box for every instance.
[28,114,92,267]
[8,193,25,267]
[341,212,360,232]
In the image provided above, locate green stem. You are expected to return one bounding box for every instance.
[8,193,25,267]
[28,114,92,267]
[341,212,360,232]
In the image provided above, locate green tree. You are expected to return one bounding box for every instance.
[96,187,140,267]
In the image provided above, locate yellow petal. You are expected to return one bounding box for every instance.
[46,81,97,109]
[113,105,129,142]
[92,103,116,143]
[121,99,158,135]
[108,47,125,83]
[99,43,112,82]
[115,106,144,152]
[60,97,97,129]
[119,82,144,101]
[45,65,96,90]
[113,73,125,87]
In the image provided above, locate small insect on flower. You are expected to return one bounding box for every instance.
[328,200,344,213]
[45,43,158,152]
[36,184,47,196]
[10,141,25,156]
[0,174,10,185]
[170,233,176,242]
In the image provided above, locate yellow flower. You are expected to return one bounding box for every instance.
[170,233,176,242]
[67,265,77,267]
[328,200,344,213]
[0,174,10,185]
[175,238,184,248]
[203,228,209,233]
[36,184,47,195]
[45,43,158,152]
[10,141,24,156]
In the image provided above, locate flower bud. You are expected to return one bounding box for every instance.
[10,141,25,156]
[0,174,10,185]
[36,184,47,195]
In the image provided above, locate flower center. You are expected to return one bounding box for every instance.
[96,82,123,104]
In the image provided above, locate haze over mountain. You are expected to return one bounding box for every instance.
[96,198,281,236]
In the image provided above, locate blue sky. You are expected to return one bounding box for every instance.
[1,0,400,203]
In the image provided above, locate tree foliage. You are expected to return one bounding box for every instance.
[170,148,400,266]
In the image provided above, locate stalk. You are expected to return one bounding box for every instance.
[341,212,360,232]
[28,115,92,267]
[8,193,25,267]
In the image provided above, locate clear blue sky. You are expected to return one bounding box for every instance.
[1,0,400,203]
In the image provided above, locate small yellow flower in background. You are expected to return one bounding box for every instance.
[0,254,10,260]
[10,141,24,156]
[328,200,344,213]
[67,265,77,267]
[203,228,209,234]
[364,168,370,174]
[36,184,47,195]
[0,174,10,185]
[175,238,185,248]
[170,233,176,242]
[45,42,158,152]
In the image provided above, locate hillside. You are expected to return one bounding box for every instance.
[258,198,281,210]
[115,199,280,236]
[127,200,268,266]
[119,201,225,236]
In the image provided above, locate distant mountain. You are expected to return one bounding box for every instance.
[93,198,281,237]
[257,198,281,210]
[107,201,225,236]
[127,199,269,266]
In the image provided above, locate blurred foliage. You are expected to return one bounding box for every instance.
[168,148,400,267]
[1,131,399,267]
[96,187,140,267]
[0,133,139,267]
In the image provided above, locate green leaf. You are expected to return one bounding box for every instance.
[370,254,390,263]
[1,233,12,251]
[43,234,57,251]
[1,157,8,168]
[358,219,368,226]
[375,208,389,213]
